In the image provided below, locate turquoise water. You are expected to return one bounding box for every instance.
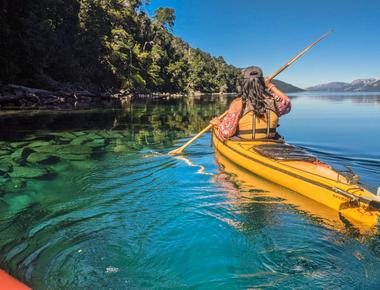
[1,93,380,289]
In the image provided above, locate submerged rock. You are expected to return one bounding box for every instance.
[50,132,77,139]
[72,131,86,136]
[0,162,12,174]
[112,145,129,153]
[0,176,8,186]
[59,154,90,161]
[71,160,96,170]
[70,135,92,145]
[0,149,10,156]
[26,152,59,164]
[59,145,93,155]
[86,132,103,140]
[85,139,106,148]
[28,140,51,148]
[9,141,29,148]
[98,131,125,139]
[10,166,49,179]
[32,145,59,154]
[10,147,33,162]
[2,178,26,193]
[34,144,92,155]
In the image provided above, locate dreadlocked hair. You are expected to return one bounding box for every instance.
[238,77,272,118]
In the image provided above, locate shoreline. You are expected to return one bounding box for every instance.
[0,84,234,111]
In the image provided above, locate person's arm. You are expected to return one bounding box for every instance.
[210,98,242,142]
[265,79,291,116]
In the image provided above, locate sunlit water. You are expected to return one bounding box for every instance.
[0,93,380,289]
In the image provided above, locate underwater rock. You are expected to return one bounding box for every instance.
[70,135,92,145]
[50,132,77,139]
[112,145,129,153]
[59,154,90,161]
[24,135,39,141]
[10,147,33,162]
[98,131,125,139]
[28,140,51,148]
[85,139,106,148]
[0,162,11,174]
[72,131,86,136]
[0,176,8,186]
[2,178,26,193]
[49,160,71,172]
[32,145,60,154]
[71,160,96,170]
[58,145,93,155]
[26,152,59,164]
[57,138,72,143]
[86,132,103,140]
[34,144,92,155]
[10,166,49,179]
[9,141,29,148]
[0,149,10,156]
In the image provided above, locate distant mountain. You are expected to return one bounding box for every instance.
[273,80,304,93]
[307,78,380,92]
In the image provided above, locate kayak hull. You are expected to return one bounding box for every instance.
[212,130,380,226]
[0,269,31,290]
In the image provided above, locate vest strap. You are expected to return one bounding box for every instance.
[238,128,276,134]
[252,114,256,140]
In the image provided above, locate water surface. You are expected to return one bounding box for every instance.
[0,93,380,289]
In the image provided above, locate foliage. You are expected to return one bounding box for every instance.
[0,0,241,94]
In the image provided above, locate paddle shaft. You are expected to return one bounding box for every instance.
[266,30,333,82]
[169,111,228,155]
[169,31,333,155]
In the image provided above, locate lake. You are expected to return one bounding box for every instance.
[1,92,380,289]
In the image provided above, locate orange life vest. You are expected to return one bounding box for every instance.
[237,109,279,140]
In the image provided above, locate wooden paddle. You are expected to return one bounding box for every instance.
[169,31,333,155]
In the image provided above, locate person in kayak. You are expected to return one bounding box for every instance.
[210,66,291,142]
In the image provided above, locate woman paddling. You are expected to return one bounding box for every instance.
[211,66,291,142]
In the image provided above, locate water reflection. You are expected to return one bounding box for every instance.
[0,95,230,143]
[214,152,378,238]
[0,92,380,289]
[289,91,380,104]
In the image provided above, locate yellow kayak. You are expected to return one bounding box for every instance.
[212,129,380,226]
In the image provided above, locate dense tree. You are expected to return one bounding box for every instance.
[0,0,241,94]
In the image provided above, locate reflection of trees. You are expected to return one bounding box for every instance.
[119,96,231,147]
[0,96,233,146]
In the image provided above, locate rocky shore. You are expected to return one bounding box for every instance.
[0,84,188,110]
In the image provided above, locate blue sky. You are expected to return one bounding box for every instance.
[145,0,380,88]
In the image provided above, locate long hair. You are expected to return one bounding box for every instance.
[238,76,272,118]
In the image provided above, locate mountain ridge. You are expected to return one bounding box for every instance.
[273,80,304,93]
[307,78,380,92]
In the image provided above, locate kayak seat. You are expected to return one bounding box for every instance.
[252,143,317,162]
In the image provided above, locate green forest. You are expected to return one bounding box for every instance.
[0,0,241,94]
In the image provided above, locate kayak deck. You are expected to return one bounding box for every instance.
[213,130,380,225]
[240,142,351,183]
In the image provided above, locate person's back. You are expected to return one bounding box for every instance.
[211,66,291,141]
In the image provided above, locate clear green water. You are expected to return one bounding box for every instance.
[1,93,380,289]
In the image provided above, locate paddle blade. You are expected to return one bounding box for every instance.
[168,147,184,155]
